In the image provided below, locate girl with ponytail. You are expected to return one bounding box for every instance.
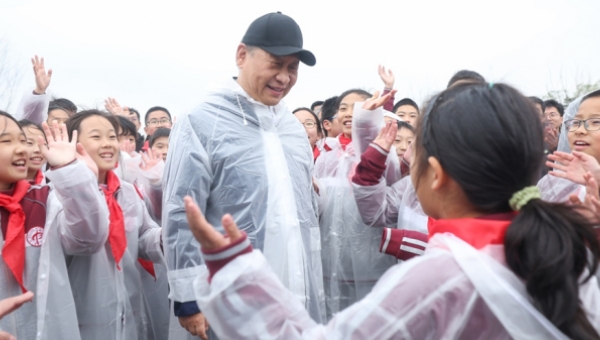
[179,83,600,339]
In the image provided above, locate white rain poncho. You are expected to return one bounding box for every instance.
[120,153,170,340]
[14,89,50,125]
[314,105,403,319]
[351,105,427,235]
[67,178,163,340]
[557,96,582,153]
[0,161,109,340]
[192,232,600,339]
[162,79,325,324]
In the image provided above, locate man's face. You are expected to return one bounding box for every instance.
[544,106,563,129]
[236,45,299,106]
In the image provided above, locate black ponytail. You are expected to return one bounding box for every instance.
[506,200,599,338]
[415,82,600,338]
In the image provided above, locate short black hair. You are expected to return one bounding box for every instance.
[145,106,172,124]
[49,98,77,114]
[128,107,141,121]
[335,89,372,112]
[310,101,324,111]
[528,96,545,111]
[447,70,485,88]
[397,120,415,132]
[582,89,600,103]
[393,98,420,114]
[65,110,120,142]
[293,107,324,138]
[543,99,565,116]
[320,96,339,122]
[149,127,171,148]
[116,116,137,137]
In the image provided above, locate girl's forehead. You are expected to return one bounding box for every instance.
[577,97,600,118]
[0,117,22,133]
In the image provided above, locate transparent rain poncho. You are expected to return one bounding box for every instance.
[162,78,325,324]
[538,96,585,202]
[314,104,403,319]
[0,161,109,340]
[192,231,600,339]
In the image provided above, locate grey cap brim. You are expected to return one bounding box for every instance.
[260,45,316,66]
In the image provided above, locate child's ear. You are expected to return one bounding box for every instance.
[428,156,449,191]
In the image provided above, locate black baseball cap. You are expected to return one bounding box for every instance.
[242,12,316,67]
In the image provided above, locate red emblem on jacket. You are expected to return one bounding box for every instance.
[26,227,44,247]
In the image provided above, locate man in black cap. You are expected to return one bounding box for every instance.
[163,12,324,339]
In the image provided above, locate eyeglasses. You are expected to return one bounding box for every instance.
[302,121,317,129]
[545,112,560,119]
[146,118,172,126]
[564,118,600,132]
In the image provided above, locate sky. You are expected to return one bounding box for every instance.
[0,0,599,120]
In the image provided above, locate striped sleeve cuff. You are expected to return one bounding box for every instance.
[380,228,428,261]
[202,231,252,282]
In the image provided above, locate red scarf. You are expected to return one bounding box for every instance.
[0,181,32,292]
[339,134,352,151]
[313,145,320,161]
[427,213,515,249]
[101,171,127,270]
[34,170,44,185]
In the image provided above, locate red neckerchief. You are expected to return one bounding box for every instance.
[0,181,32,292]
[339,134,352,151]
[427,213,516,249]
[138,258,156,280]
[34,169,44,185]
[142,140,149,152]
[101,171,127,270]
[313,145,320,161]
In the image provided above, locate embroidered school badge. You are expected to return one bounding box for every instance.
[26,227,44,247]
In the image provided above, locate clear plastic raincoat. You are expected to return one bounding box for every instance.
[192,231,600,339]
[67,178,163,340]
[15,89,50,125]
[315,105,403,319]
[162,79,325,324]
[0,161,109,340]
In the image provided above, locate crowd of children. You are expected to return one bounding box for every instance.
[0,47,599,340]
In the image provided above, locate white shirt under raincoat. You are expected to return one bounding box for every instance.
[162,79,325,324]
[192,217,600,339]
[67,175,164,340]
[0,161,109,340]
[314,105,404,319]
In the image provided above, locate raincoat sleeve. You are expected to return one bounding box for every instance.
[137,204,164,264]
[15,89,50,125]
[194,242,484,339]
[162,113,211,304]
[351,145,405,228]
[137,161,164,223]
[45,160,109,255]
[352,104,385,157]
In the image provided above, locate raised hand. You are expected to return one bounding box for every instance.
[568,172,600,223]
[372,120,398,152]
[184,196,242,251]
[544,127,559,151]
[140,150,161,171]
[38,122,77,168]
[76,143,99,178]
[104,97,126,116]
[32,55,52,95]
[547,150,600,185]
[362,90,397,111]
[378,65,395,89]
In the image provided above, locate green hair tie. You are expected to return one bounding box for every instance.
[509,186,541,211]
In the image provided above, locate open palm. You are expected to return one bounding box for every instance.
[38,122,77,168]
[547,151,600,185]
